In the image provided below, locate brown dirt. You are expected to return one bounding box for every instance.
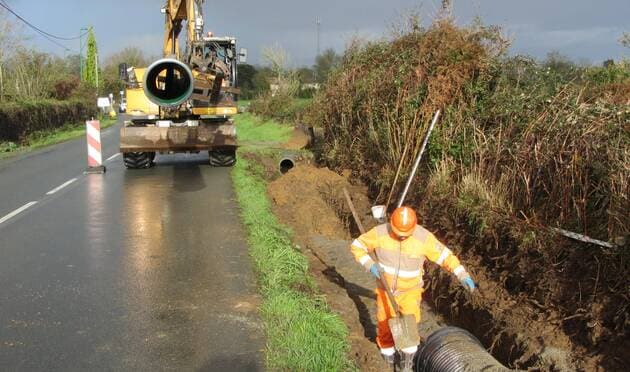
[268,165,371,241]
[282,127,311,150]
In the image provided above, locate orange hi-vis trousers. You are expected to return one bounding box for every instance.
[375,286,423,349]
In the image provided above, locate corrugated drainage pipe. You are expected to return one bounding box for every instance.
[279,156,295,174]
[416,327,513,372]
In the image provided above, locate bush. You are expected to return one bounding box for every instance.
[0,99,98,142]
[249,72,310,123]
[51,76,81,100]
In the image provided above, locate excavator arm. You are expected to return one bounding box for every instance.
[163,0,204,58]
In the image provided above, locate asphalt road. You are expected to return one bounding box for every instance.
[0,119,264,371]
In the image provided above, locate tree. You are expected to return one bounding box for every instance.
[313,48,340,83]
[101,46,149,96]
[0,9,23,101]
[106,46,149,68]
[261,45,299,97]
[296,67,316,84]
[261,44,290,80]
[65,54,82,76]
[237,63,257,99]
[82,28,101,89]
[621,32,630,49]
[252,66,273,94]
[7,48,57,100]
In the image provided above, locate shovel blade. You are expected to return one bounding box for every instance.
[388,314,419,350]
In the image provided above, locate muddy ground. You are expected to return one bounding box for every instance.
[252,143,605,371]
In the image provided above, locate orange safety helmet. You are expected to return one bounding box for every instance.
[390,206,417,237]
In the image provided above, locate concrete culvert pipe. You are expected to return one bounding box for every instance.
[416,327,512,372]
[279,157,295,174]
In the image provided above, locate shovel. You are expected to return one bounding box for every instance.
[343,188,420,351]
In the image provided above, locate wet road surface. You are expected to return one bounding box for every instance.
[0,121,264,370]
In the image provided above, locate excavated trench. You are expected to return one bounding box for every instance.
[254,151,573,371]
[311,234,524,371]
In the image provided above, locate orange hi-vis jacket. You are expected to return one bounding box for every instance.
[350,223,467,293]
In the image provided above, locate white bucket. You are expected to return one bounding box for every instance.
[371,205,387,221]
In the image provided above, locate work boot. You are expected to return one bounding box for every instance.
[380,350,396,370]
[400,352,415,372]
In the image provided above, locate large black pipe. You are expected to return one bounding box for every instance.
[416,327,512,372]
[143,58,194,107]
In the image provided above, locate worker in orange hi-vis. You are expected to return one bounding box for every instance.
[350,206,476,371]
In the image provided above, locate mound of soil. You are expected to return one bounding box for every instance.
[268,165,371,242]
[282,127,311,150]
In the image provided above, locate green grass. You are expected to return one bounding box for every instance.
[237,99,251,110]
[234,113,293,149]
[0,117,117,160]
[232,115,354,371]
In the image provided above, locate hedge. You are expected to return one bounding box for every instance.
[0,100,98,142]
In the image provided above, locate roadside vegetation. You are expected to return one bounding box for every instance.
[235,113,293,150]
[0,9,145,154]
[231,114,354,371]
[305,16,629,370]
[242,45,340,123]
[0,116,116,160]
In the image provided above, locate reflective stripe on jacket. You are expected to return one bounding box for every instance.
[350,223,466,292]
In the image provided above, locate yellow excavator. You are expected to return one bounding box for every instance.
[119,0,245,168]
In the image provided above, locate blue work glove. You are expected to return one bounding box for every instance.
[461,276,476,293]
[369,263,381,279]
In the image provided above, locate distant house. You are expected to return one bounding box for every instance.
[301,83,320,91]
[269,77,320,97]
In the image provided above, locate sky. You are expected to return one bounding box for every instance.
[2,0,629,67]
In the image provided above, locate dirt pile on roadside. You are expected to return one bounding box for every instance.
[268,165,372,242]
[282,127,311,150]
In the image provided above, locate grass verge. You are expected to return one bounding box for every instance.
[0,117,117,160]
[235,113,293,150]
[232,114,354,371]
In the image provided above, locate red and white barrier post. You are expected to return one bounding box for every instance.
[85,119,106,174]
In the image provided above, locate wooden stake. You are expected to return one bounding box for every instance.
[343,187,365,234]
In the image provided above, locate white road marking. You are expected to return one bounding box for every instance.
[0,202,38,225]
[46,178,78,195]
[106,153,121,162]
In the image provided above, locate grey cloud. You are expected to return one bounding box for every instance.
[14,0,628,66]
